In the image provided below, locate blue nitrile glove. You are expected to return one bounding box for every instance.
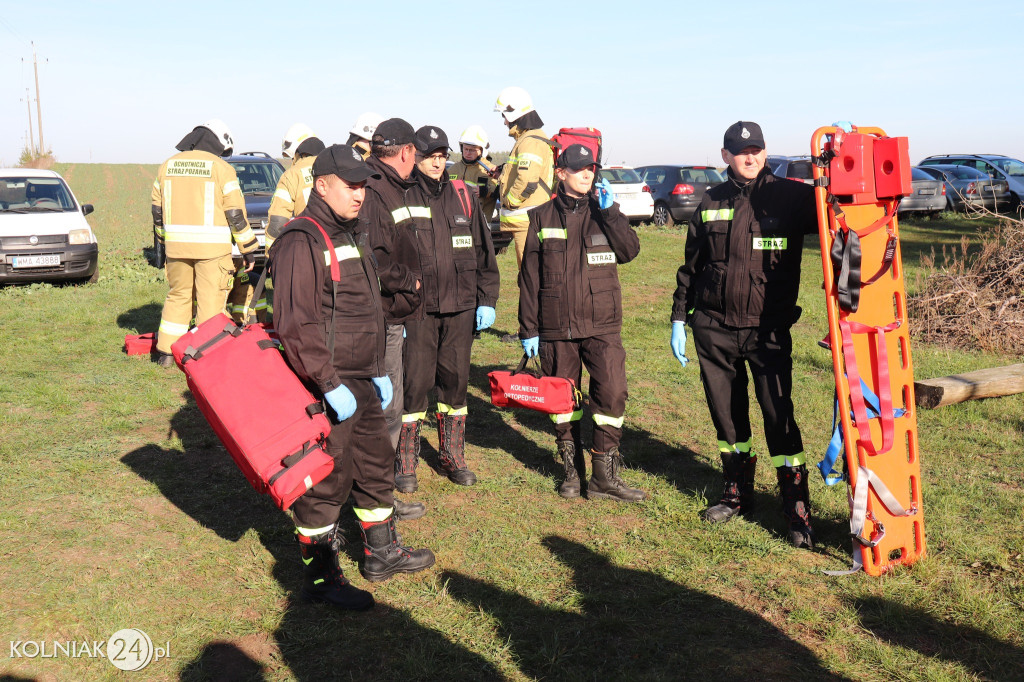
[670,321,689,367]
[475,305,496,331]
[372,376,393,410]
[832,120,854,133]
[324,384,357,421]
[522,336,539,358]
[596,178,614,210]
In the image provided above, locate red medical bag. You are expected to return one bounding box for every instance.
[489,355,580,414]
[171,314,334,511]
[124,332,157,356]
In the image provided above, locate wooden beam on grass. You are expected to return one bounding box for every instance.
[914,363,1024,409]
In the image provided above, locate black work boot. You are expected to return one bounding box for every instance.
[153,351,175,368]
[393,498,426,521]
[703,451,745,523]
[297,528,374,610]
[777,464,815,549]
[358,515,436,583]
[437,413,477,486]
[556,440,581,499]
[395,420,421,493]
[588,447,647,502]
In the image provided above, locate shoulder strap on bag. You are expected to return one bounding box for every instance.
[450,179,474,217]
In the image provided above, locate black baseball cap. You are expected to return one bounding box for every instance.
[723,121,765,154]
[371,118,415,147]
[413,125,450,154]
[312,144,382,182]
[556,143,601,171]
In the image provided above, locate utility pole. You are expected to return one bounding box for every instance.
[32,41,44,155]
[23,87,36,157]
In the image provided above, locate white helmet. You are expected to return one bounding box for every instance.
[282,123,316,158]
[459,125,489,150]
[200,118,234,155]
[350,112,384,140]
[494,86,534,122]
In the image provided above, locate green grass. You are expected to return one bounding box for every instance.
[1,165,1022,680]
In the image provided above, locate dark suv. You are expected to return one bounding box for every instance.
[227,152,286,264]
[635,165,724,226]
[918,154,1024,210]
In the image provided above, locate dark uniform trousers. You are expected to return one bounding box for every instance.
[541,333,627,453]
[689,309,804,459]
[290,378,395,530]
[403,309,475,415]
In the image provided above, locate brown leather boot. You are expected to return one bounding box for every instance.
[588,447,646,502]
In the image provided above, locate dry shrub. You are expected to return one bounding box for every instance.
[909,217,1024,353]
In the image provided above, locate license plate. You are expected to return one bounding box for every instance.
[12,254,60,268]
[616,192,638,200]
[919,188,935,195]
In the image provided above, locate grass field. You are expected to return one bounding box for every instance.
[1,164,1022,681]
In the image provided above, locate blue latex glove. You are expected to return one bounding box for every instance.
[324,384,357,421]
[670,321,689,367]
[595,178,614,210]
[522,336,539,358]
[475,305,496,331]
[832,120,854,133]
[372,376,393,410]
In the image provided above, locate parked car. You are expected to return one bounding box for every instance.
[635,165,724,226]
[226,152,285,265]
[0,168,98,284]
[767,156,815,185]
[897,167,946,215]
[916,164,1011,212]
[918,154,1024,210]
[596,166,654,223]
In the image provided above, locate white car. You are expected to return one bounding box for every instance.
[597,166,654,223]
[0,168,98,283]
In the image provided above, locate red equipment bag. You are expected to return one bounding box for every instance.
[552,127,603,164]
[488,355,580,414]
[124,332,156,356]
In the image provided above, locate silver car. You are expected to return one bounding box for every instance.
[919,154,1024,211]
[897,168,946,215]
[916,164,1011,212]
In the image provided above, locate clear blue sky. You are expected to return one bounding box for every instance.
[1,0,1022,167]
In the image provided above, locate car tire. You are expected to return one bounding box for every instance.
[79,265,99,285]
[653,202,674,227]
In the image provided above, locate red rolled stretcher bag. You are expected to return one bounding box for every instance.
[489,355,580,414]
[170,313,333,510]
[124,332,157,356]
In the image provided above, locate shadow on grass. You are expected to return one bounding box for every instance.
[122,394,502,681]
[443,535,849,681]
[116,302,162,333]
[852,595,1024,681]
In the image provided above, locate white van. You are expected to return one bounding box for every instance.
[0,168,98,284]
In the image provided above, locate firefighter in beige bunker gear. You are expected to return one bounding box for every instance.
[494,87,554,267]
[518,144,646,502]
[152,120,257,366]
[395,126,500,493]
[347,112,384,161]
[447,125,499,222]
[670,121,817,549]
[270,144,435,608]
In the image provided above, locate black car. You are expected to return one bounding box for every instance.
[635,165,724,226]
[227,152,286,265]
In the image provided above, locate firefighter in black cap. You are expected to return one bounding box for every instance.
[271,144,435,610]
[519,143,646,502]
[394,125,500,492]
[670,121,818,548]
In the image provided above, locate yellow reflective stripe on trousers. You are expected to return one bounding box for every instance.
[436,403,468,416]
[701,208,734,222]
[159,319,190,336]
[550,410,583,424]
[154,226,166,239]
[403,412,427,422]
[323,245,360,265]
[771,452,806,468]
[538,228,567,241]
[295,524,335,537]
[353,506,394,522]
[593,413,624,428]
[164,224,232,244]
[718,439,752,453]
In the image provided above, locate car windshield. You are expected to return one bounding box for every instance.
[679,168,723,184]
[0,177,76,212]
[231,161,283,195]
[988,158,1024,177]
[952,167,988,180]
[598,168,643,184]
